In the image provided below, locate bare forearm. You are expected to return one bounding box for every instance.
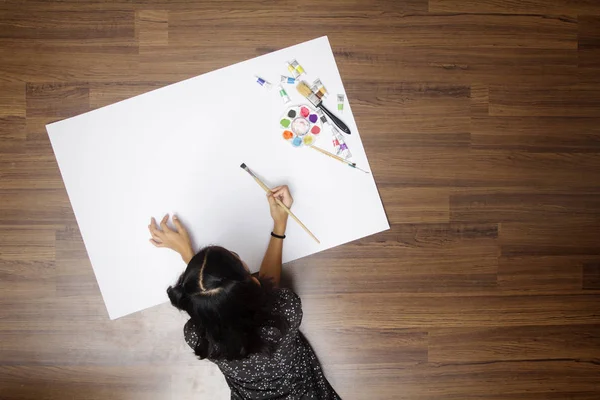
[259,221,287,286]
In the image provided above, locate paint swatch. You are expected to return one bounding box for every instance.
[279,104,323,148]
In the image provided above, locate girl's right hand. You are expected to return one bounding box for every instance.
[267,185,293,227]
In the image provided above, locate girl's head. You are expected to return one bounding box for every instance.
[167,246,286,360]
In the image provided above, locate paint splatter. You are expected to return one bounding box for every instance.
[280,119,290,128]
[300,107,310,118]
[311,126,321,134]
[292,137,302,147]
[309,114,318,123]
[303,136,314,145]
[287,109,296,118]
[282,130,294,140]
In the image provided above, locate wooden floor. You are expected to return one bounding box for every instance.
[1,0,600,399]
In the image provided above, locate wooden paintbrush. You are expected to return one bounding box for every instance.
[296,81,351,134]
[308,145,370,174]
[240,163,320,244]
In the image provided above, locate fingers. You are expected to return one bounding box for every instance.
[149,239,164,247]
[172,215,183,232]
[172,215,188,235]
[270,186,286,199]
[149,218,161,236]
[271,185,293,207]
[160,214,172,233]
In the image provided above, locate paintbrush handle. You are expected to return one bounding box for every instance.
[274,198,320,244]
[309,145,352,165]
[308,145,370,173]
[319,104,351,134]
[251,176,321,244]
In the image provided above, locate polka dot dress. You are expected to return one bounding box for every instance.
[184,288,341,399]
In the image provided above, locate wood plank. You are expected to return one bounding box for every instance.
[379,187,450,224]
[430,0,600,14]
[329,361,600,400]
[0,83,25,117]
[0,39,139,83]
[0,228,55,261]
[450,192,600,223]
[578,16,600,68]
[501,221,600,256]
[169,13,578,50]
[370,148,600,187]
[301,293,600,329]
[304,327,428,367]
[489,83,600,117]
[0,1,600,399]
[582,262,600,290]
[336,47,578,85]
[0,116,26,152]
[0,189,73,226]
[498,256,593,292]
[429,325,600,363]
[136,10,169,47]
[284,222,499,294]
[26,82,90,118]
[471,116,600,152]
[0,158,64,190]
[0,10,134,40]
[0,366,170,400]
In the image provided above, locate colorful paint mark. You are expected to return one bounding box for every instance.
[280,105,323,148]
[282,130,294,140]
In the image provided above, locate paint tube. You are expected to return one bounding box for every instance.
[255,75,272,89]
[337,94,345,113]
[286,62,300,78]
[278,85,291,104]
[316,108,328,125]
[290,59,305,77]
[332,126,351,159]
[312,78,328,98]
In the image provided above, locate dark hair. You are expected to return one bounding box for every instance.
[167,246,287,361]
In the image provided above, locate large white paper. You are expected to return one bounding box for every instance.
[47,36,389,319]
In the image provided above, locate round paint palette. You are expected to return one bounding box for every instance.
[279,104,323,147]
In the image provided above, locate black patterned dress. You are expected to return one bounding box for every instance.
[184,288,341,400]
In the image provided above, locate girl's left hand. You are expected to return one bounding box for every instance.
[148,214,195,263]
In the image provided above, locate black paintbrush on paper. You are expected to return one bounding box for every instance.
[296,81,351,135]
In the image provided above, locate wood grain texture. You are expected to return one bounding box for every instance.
[429,0,600,14]
[1,0,600,399]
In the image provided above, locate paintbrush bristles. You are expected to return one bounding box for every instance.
[296,81,320,107]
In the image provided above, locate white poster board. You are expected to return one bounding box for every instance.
[47,36,389,319]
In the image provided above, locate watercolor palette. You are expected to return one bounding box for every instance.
[279,104,323,147]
